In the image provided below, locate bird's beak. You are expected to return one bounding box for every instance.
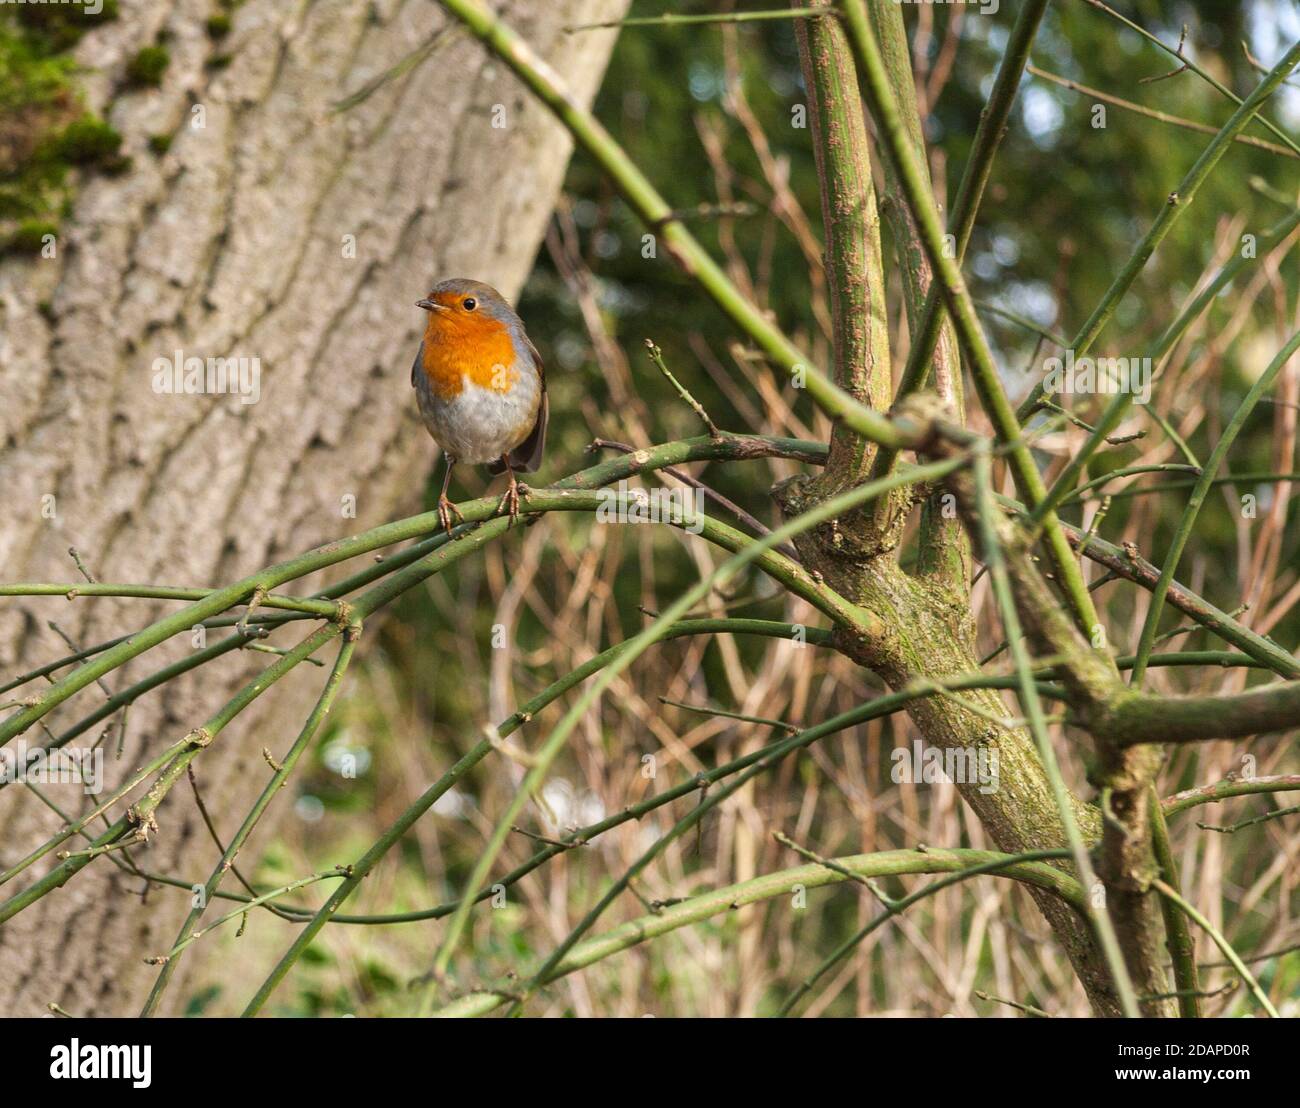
[416,298,441,312]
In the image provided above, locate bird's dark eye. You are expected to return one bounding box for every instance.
[463,297,477,311]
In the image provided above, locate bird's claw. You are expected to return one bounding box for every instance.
[437,495,464,537]
[496,479,529,527]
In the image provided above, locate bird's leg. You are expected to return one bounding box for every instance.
[495,458,522,526]
[437,456,464,537]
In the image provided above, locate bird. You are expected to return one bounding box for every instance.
[411,278,548,536]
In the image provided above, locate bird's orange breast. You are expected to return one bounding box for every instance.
[420,316,520,400]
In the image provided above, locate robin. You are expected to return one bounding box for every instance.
[411,278,548,535]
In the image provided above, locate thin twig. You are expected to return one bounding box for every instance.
[1151,879,1279,1018]
[565,8,835,33]
[645,339,722,439]
[659,696,798,733]
[1197,804,1300,835]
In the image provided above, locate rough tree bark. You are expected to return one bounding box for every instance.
[777,0,1151,1016]
[0,0,626,1016]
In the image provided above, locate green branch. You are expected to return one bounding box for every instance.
[99,653,1272,932]
[969,446,1139,1017]
[565,8,833,32]
[1103,679,1300,746]
[1081,0,1300,158]
[1163,775,1300,818]
[1015,39,1300,423]
[879,0,1048,440]
[1151,879,1279,1018]
[794,0,893,486]
[0,434,842,749]
[419,454,969,1005]
[1040,512,1300,680]
[141,634,360,1016]
[1148,789,1200,1017]
[777,847,1073,1016]
[1033,194,1300,523]
[838,0,1104,641]
[0,481,877,910]
[0,582,336,616]
[435,0,921,453]
[245,612,1003,1016]
[429,847,1084,1018]
[1130,326,1300,684]
[1027,64,1300,159]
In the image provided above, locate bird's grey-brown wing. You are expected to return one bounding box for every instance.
[410,340,423,387]
[491,336,547,475]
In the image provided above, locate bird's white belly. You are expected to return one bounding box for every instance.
[418,372,541,465]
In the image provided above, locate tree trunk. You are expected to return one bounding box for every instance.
[781,0,1149,1016]
[0,0,626,1016]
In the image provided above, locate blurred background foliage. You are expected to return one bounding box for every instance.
[185,1,1300,1015]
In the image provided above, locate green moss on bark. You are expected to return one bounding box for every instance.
[3,218,58,257]
[0,9,124,245]
[14,0,119,52]
[205,13,233,38]
[126,45,170,87]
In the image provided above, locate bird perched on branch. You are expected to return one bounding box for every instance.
[411,278,548,535]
